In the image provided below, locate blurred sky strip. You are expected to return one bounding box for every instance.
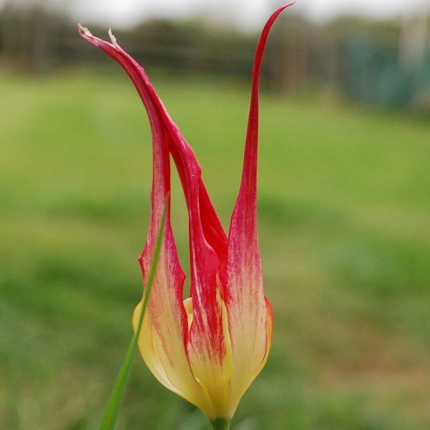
[0,0,429,29]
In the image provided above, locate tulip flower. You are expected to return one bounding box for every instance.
[79,3,292,428]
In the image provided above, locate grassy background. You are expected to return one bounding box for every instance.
[0,67,429,430]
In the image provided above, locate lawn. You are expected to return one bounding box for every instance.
[0,66,429,430]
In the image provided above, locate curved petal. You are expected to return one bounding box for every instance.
[220,3,293,406]
[132,301,215,417]
[78,30,232,403]
[78,25,208,407]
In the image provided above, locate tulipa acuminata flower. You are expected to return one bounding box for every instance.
[79,3,293,427]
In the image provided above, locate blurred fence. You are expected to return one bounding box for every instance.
[0,3,429,113]
[269,14,430,112]
[343,25,430,111]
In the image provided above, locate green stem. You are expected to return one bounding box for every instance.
[211,418,231,430]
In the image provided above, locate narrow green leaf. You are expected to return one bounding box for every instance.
[100,201,168,430]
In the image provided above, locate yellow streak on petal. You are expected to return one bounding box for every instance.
[246,297,273,386]
[227,295,274,417]
[187,289,235,419]
[183,297,193,330]
[132,300,216,419]
[133,301,183,395]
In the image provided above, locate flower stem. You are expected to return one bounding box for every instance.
[211,418,231,430]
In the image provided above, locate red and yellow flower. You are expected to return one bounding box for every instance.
[79,3,292,424]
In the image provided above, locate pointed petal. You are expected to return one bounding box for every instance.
[80,28,234,413]
[167,109,233,420]
[79,26,232,419]
[79,27,230,378]
[79,24,209,406]
[221,3,293,408]
[79,25,228,263]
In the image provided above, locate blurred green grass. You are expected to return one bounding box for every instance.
[1,67,429,430]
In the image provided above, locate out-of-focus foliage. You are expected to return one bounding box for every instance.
[0,2,429,111]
